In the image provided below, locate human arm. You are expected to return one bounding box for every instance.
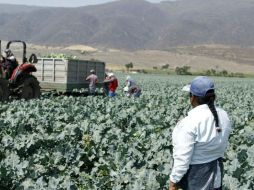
[104,77,114,83]
[170,119,196,186]
[86,75,90,81]
[126,80,131,87]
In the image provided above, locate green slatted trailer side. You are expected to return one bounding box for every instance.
[33,58,105,92]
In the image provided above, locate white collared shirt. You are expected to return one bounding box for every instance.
[170,104,232,183]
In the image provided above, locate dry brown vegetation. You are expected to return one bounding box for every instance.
[81,47,254,74]
[3,41,254,75]
[31,44,254,75]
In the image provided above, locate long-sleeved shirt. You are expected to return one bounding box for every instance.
[104,77,118,92]
[170,104,232,183]
[126,79,136,87]
[86,74,98,87]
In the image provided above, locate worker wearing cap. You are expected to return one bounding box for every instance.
[169,76,232,190]
[86,69,98,95]
[104,73,118,97]
[124,76,141,97]
[125,75,136,88]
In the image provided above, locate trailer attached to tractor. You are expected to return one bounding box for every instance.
[0,40,106,101]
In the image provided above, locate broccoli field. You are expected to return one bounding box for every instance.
[0,74,253,190]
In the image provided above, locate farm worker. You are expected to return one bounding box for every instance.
[169,76,232,190]
[2,49,18,79]
[126,75,136,88]
[103,73,110,95]
[124,75,141,97]
[104,73,118,97]
[86,69,98,95]
[126,85,142,97]
[123,76,141,97]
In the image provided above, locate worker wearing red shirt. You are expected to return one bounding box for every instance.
[104,73,118,97]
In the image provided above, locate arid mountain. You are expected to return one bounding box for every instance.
[0,0,254,50]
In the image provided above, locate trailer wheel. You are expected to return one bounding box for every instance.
[0,79,10,101]
[19,75,40,100]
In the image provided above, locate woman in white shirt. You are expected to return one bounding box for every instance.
[169,76,232,190]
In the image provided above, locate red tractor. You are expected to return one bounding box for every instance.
[0,40,40,101]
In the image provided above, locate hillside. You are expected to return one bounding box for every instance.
[0,0,254,49]
[6,41,252,75]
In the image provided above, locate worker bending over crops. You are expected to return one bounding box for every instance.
[103,73,118,97]
[169,76,232,190]
[86,69,98,95]
[125,85,141,97]
[123,76,141,97]
[125,75,136,88]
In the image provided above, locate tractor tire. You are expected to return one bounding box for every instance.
[0,79,10,101]
[18,75,41,100]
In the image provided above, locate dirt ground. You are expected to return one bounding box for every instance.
[80,49,254,74]
[3,41,254,74]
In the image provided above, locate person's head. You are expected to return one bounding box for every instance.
[90,69,95,74]
[126,75,131,80]
[183,76,221,132]
[3,49,13,58]
[183,76,215,107]
[108,73,114,78]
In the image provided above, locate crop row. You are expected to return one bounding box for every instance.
[0,75,253,189]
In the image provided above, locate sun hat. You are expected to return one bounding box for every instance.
[108,73,114,77]
[90,69,95,73]
[182,76,215,97]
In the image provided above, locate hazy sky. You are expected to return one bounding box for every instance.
[0,0,166,7]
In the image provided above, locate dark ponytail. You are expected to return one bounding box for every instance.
[196,90,221,132]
